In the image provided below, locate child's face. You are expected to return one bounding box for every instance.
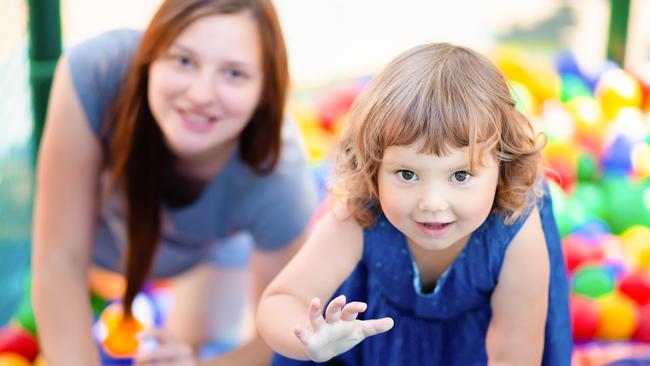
[148,12,263,163]
[378,142,499,251]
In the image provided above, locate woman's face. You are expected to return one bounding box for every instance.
[148,11,263,165]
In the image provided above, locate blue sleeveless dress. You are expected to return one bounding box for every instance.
[272,187,572,366]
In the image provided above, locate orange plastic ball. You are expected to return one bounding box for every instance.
[99,304,144,357]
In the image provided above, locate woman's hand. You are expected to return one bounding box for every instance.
[294,295,394,362]
[134,328,197,366]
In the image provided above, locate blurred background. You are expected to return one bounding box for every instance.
[2,0,650,364]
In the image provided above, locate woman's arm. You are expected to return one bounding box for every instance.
[205,231,308,366]
[486,207,550,365]
[256,203,392,361]
[31,57,103,366]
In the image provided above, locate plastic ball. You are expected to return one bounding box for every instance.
[596,68,642,120]
[0,353,30,366]
[309,160,332,202]
[564,96,606,153]
[493,46,561,102]
[99,306,144,357]
[545,163,577,193]
[11,303,35,337]
[90,293,108,317]
[600,259,627,282]
[539,100,576,142]
[570,295,599,340]
[605,107,647,145]
[315,80,365,131]
[554,50,584,79]
[544,140,579,191]
[562,234,604,272]
[620,226,650,269]
[89,268,125,301]
[547,181,577,236]
[595,292,638,340]
[601,135,634,176]
[631,142,650,178]
[619,271,650,306]
[570,218,611,242]
[0,325,38,362]
[576,153,600,182]
[95,296,158,359]
[509,80,536,114]
[560,198,590,236]
[570,182,607,220]
[561,74,592,102]
[573,265,615,298]
[32,355,47,366]
[632,303,650,341]
[600,177,650,234]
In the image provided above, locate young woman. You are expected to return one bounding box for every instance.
[31,1,318,365]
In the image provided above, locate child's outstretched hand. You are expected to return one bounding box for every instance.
[294,295,394,362]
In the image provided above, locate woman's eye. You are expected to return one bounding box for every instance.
[175,55,194,68]
[451,171,470,183]
[398,170,417,182]
[225,68,246,79]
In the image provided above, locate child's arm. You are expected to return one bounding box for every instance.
[257,203,394,362]
[486,207,550,365]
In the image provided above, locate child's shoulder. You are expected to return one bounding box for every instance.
[304,199,365,266]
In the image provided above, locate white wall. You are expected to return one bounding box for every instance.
[58,0,644,87]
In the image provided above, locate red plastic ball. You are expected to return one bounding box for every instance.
[0,325,39,362]
[632,303,650,341]
[619,271,650,306]
[571,295,599,340]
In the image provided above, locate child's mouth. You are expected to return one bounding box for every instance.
[416,221,454,237]
[421,222,452,230]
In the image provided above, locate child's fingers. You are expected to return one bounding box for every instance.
[340,301,367,321]
[360,317,394,337]
[324,295,346,323]
[293,324,312,346]
[307,297,326,331]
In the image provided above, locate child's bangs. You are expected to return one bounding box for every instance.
[378,85,502,169]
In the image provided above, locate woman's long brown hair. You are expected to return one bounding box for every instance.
[105,0,288,318]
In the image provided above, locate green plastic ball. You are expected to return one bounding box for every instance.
[573,266,615,298]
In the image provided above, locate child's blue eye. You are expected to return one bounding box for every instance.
[451,171,471,183]
[398,170,417,182]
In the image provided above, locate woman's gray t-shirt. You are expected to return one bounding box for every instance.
[67,29,318,278]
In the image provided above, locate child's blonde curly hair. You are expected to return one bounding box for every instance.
[332,43,545,227]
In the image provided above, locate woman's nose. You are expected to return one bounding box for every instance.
[186,71,217,106]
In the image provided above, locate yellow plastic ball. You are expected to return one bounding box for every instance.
[492,46,561,103]
[596,293,638,340]
[620,226,650,269]
[33,355,47,366]
[596,69,642,120]
[543,140,580,170]
[565,96,606,138]
[0,353,30,366]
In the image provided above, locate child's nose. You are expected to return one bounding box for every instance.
[417,194,449,212]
